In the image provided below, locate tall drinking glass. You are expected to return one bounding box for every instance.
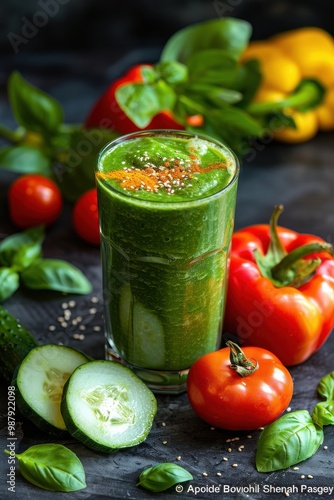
[96,130,239,393]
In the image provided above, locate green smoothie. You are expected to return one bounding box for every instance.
[96,131,238,392]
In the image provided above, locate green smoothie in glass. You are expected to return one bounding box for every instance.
[96,130,239,393]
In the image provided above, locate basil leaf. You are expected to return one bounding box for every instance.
[318,371,334,401]
[55,128,118,202]
[210,105,264,137]
[0,145,51,175]
[155,61,188,85]
[116,83,176,128]
[0,226,45,267]
[21,259,92,295]
[256,410,324,472]
[12,241,42,271]
[161,18,252,63]
[187,50,239,86]
[10,444,86,492]
[8,72,63,137]
[312,401,334,428]
[0,268,20,302]
[138,463,193,492]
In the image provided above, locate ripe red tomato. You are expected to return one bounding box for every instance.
[8,174,63,228]
[72,188,100,245]
[187,342,293,431]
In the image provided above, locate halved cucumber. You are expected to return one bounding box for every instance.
[61,360,157,453]
[13,344,90,435]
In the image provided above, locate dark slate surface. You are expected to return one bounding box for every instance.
[0,52,334,500]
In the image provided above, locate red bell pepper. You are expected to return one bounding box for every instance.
[224,205,334,366]
[84,64,184,134]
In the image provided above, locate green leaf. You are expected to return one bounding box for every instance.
[21,259,92,295]
[0,145,51,175]
[187,50,239,86]
[256,410,324,472]
[312,401,334,428]
[0,226,45,267]
[209,105,264,137]
[155,61,188,85]
[317,371,334,401]
[12,241,42,271]
[160,18,252,63]
[5,443,86,492]
[235,59,262,107]
[115,83,176,128]
[0,268,20,302]
[8,71,63,137]
[138,463,193,492]
[54,128,119,202]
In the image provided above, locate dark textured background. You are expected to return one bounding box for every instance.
[0,1,334,499]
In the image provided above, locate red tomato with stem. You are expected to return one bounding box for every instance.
[72,188,100,245]
[187,341,293,431]
[8,174,62,228]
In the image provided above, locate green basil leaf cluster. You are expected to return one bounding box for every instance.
[5,444,86,492]
[138,463,193,492]
[256,370,334,472]
[116,17,325,156]
[0,72,118,201]
[0,226,92,302]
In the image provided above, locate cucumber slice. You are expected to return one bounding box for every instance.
[61,360,157,453]
[13,344,89,435]
[0,305,38,382]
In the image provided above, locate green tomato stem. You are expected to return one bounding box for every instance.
[226,341,259,377]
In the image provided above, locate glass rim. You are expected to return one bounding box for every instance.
[96,129,239,206]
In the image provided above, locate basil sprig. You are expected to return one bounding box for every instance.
[117,17,325,156]
[138,463,193,492]
[256,370,334,472]
[0,71,118,201]
[4,444,86,492]
[0,226,92,302]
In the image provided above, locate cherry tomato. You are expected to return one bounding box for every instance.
[8,174,63,228]
[187,341,293,431]
[72,188,100,245]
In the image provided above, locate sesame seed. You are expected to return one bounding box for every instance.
[61,322,68,328]
[79,325,86,331]
[61,302,68,309]
[324,445,328,450]
[247,435,252,439]
[49,325,56,331]
[91,297,99,303]
[73,333,85,340]
[162,440,167,445]
[232,464,238,468]
[76,316,83,322]
[210,427,215,431]
[202,472,207,477]
[223,457,228,461]
[93,326,101,332]
[57,316,64,322]
[285,492,290,497]
[293,467,299,470]
[227,448,232,452]
[300,475,305,479]
[161,422,166,427]
[89,308,97,315]
[286,407,292,412]
[307,475,313,479]
[177,456,181,461]
[216,472,222,477]
[72,320,78,326]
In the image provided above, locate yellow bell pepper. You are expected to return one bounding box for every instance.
[242,27,334,142]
